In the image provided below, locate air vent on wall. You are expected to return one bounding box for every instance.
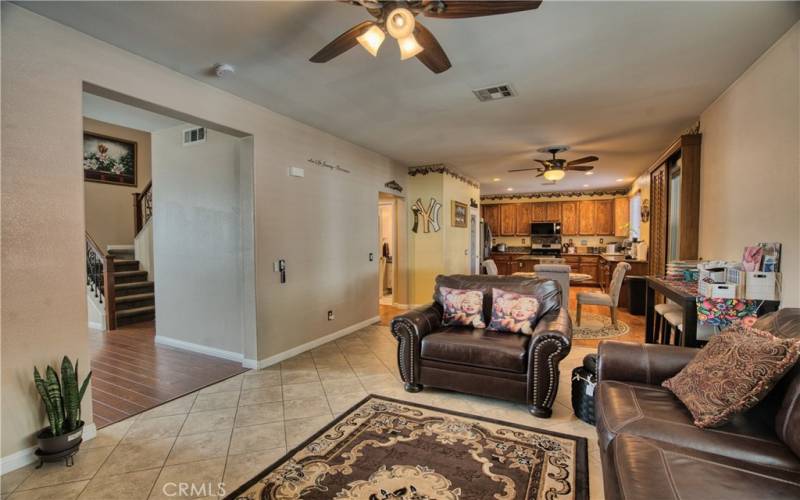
[472,84,516,102]
[183,127,206,145]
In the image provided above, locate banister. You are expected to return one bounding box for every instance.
[133,181,153,235]
[85,231,116,330]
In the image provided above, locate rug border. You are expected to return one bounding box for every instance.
[223,393,590,500]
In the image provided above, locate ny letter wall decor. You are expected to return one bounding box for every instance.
[411,198,442,233]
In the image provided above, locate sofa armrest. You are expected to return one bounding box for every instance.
[526,308,572,417]
[390,303,443,387]
[597,340,699,385]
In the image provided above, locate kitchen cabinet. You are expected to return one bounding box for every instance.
[499,204,516,236]
[546,202,561,222]
[578,200,596,235]
[532,203,548,222]
[515,203,531,236]
[599,257,649,309]
[482,205,499,235]
[491,253,514,275]
[579,255,600,285]
[614,197,630,237]
[595,200,614,235]
[561,202,579,235]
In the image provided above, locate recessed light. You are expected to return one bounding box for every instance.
[506,187,513,192]
[493,178,501,182]
[616,178,624,182]
[585,171,594,176]
[583,184,589,188]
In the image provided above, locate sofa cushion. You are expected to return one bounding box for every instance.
[596,380,800,472]
[488,288,541,334]
[439,287,486,328]
[420,327,529,373]
[609,434,800,500]
[662,325,800,428]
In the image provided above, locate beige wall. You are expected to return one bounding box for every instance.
[443,175,480,275]
[83,118,151,250]
[698,21,799,307]
[1,4,407,459]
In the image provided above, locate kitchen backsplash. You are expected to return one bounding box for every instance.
[492,235,622,248]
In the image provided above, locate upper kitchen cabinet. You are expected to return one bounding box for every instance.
[546,202,561,221]
[532,203,548,222]
[595,199,614,235]
[614,197,630,237]
[499,204,517,236]
[515,203,531,236]
[561,201,579,235]
[578,200,596,235]
[482,204,499,235]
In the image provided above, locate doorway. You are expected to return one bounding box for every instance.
[378,193,397,306]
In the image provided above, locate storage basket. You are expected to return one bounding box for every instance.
[571,354,598,425]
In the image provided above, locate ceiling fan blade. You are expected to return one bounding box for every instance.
[567,155,599,166]
[414,22,451,73]
[534,159,549,165]
[566,165,595,172]
[309,21,374,63]
[423,1,542,18]
[508,167,540,173]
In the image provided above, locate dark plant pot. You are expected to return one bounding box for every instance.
[36,421,84,455]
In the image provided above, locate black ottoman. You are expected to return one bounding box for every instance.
[571,353,598,425]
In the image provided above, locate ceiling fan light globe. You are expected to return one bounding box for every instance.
[386,8,415,39]
[398,33,424,60]
[543,169,566,182]
[356,25,385,57]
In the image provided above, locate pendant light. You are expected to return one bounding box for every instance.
[543,169,566,182]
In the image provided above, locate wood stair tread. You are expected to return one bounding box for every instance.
[114,270,147,276]
[115,281,154,289]
[116,306,155,318]
[115,293,154,303]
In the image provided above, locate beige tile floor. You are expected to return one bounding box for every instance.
[1,324,603,500]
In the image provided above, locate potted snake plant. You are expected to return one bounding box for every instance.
[33,357,92,455]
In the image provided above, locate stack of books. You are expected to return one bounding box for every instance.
[666,261,700,280]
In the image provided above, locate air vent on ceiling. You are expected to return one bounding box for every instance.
[472,84,516,102]
[183,127,206,145]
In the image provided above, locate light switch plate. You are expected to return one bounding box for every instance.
[288,167,305,178]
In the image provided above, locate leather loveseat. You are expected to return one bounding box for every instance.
[390,274,572,418]
[595,308,800,500]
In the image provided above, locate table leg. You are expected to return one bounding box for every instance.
[682,301,698,347]
[645,283,656,344]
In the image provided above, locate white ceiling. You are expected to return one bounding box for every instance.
[83,93,185,132]
[20,1,800,194]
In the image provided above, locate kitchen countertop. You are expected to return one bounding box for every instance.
[492,251,647,263]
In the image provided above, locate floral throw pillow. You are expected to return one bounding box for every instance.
[663,324,800,428]
[488,288,541,335]
[439,287,486,328]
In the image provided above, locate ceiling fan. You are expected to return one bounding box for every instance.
[309,1,542,73]
[509,146,598,182]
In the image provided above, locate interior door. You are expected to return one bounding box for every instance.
[469,209,479,274]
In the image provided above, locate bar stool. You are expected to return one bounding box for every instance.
[662,310,684,346]
[654,302,681,343]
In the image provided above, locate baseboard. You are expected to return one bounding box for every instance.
[154,336,244,364]
[0,423,96,475]
[256,316,380,369]
[241,358,258,369]
[391,303,410,309]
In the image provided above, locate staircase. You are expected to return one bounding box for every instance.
[108,248,155,327]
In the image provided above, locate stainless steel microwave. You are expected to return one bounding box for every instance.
[530,222,561,235]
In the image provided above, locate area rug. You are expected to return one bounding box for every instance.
[226,395,588,500]
[570,311,629,340]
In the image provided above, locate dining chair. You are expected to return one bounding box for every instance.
[538,257,566,264]
[576,262,631,327]
[482,259,498,276]
[534,264,570,308]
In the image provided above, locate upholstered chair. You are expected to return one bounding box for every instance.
[534,264,570,308]
[482,259,498,275]
[576,262,631,326]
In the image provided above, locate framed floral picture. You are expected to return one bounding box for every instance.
[83,132,137,187]
[452,200,468,228]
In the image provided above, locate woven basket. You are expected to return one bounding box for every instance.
[571,354,598,425]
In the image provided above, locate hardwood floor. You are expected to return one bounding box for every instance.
[88,321,248,428]
[377,285,645,348]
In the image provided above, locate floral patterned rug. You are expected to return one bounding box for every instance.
[571,311,630,340]
[226,396,588,500]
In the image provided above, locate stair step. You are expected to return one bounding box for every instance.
[116,305,155,318]
[115,293,154,303]
[114,270,148,284]
[114,281,154,297]
[114,259,140,272]
[115,293,155,311]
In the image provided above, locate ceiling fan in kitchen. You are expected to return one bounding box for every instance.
[309,1,542,74]
[508,146,598,182]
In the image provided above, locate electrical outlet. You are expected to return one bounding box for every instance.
[521,238,526,244]
[328,310,335,321]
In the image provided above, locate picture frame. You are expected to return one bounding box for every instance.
[83,132,137,187]
[452,200,468,228]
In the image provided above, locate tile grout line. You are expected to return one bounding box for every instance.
[219,375,245,500]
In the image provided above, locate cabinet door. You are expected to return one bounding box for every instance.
[499,204,516,236]
[532,203,548,222]
[546,202,561,221]
[515,203,531,236]
[482,205,499,235]
[578,200,596,235]
[564,256,580,272]
[614,197,630,237]
[561,202,579,235]
[595,200,614,235]
[579,263,598,284]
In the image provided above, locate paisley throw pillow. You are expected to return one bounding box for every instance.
[439,287,486,328]
[488,288,541,334]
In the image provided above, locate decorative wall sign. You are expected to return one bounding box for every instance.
[385,180,403,192]
[481,188,628,201]
[469,198,479,208]
[452,201,468,228]
[307,158,351,174]
[641,198,651,223]
[83,132,137,187]
[411,198,442,233]
[408,164,480,189]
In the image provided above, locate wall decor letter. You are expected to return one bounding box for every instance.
[411,198,442,233]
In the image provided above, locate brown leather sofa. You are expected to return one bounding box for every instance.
[595,308,800,500]
[390,274,572,418]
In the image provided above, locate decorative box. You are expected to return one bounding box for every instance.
[698,279,738,299]
[745,272,780,301]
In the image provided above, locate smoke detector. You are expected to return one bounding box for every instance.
[214,63,235,78]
